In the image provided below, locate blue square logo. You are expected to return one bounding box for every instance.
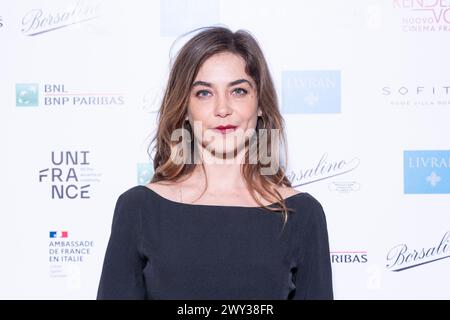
[16,83,39,107]
[137,163,154,186]
[282,70,341,114]
[160,0,220,37]
[404,150,450,194]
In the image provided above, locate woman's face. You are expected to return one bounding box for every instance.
[187,52,260,159]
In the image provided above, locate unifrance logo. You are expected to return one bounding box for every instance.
[15,83,125,107]
[16,84,39,107]
[393,0,450,32]
[137,163,153,186]
[21,0,102,36]
[404,150,450,194]
[386,231,450,272]
[282,70,341,114]
[38,150,102,199]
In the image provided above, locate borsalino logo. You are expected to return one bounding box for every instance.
[404,150,450,194]
[386,231,450,272]
[287,153,359,187]
[282,70,341,114]
[21,0,102,36]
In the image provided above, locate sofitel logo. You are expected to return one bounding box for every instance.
[21,0,102,36]
[287,153,360,187]
[393,0,450,32]
[38,150,102,199]
[386,231,450,271]
[382,85,450,107]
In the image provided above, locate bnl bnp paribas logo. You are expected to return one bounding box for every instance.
[281,70,341,114]
[16,83,125,107]
[39,150,102,199]
[16,84,39,107]
[404,150,450,194]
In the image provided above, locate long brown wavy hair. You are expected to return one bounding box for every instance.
[148,26,296,226]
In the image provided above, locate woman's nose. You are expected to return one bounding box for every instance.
[214,93,232,117]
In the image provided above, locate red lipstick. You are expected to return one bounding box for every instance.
[214,124,237,134]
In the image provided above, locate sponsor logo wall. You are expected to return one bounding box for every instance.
[1,0,449,299]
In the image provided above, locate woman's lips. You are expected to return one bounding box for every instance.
[213,126,237,134]
[214,127,237,134]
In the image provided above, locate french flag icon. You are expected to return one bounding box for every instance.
[49,231,68,238]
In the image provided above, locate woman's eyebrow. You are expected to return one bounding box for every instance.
[191,79,254,89]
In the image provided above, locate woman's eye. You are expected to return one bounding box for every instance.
[195,90,212,97]
[233,88,248,96]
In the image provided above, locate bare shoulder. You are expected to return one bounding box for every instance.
[276,186,302,199]
[145,181,179,200]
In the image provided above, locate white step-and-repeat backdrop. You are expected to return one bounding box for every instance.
[1,0,449,299]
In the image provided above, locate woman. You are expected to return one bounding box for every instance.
[97,26,333,300]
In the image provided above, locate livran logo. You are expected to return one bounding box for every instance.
[282,70,341,114]
[16,83,39,107]
[404,150,450,194]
